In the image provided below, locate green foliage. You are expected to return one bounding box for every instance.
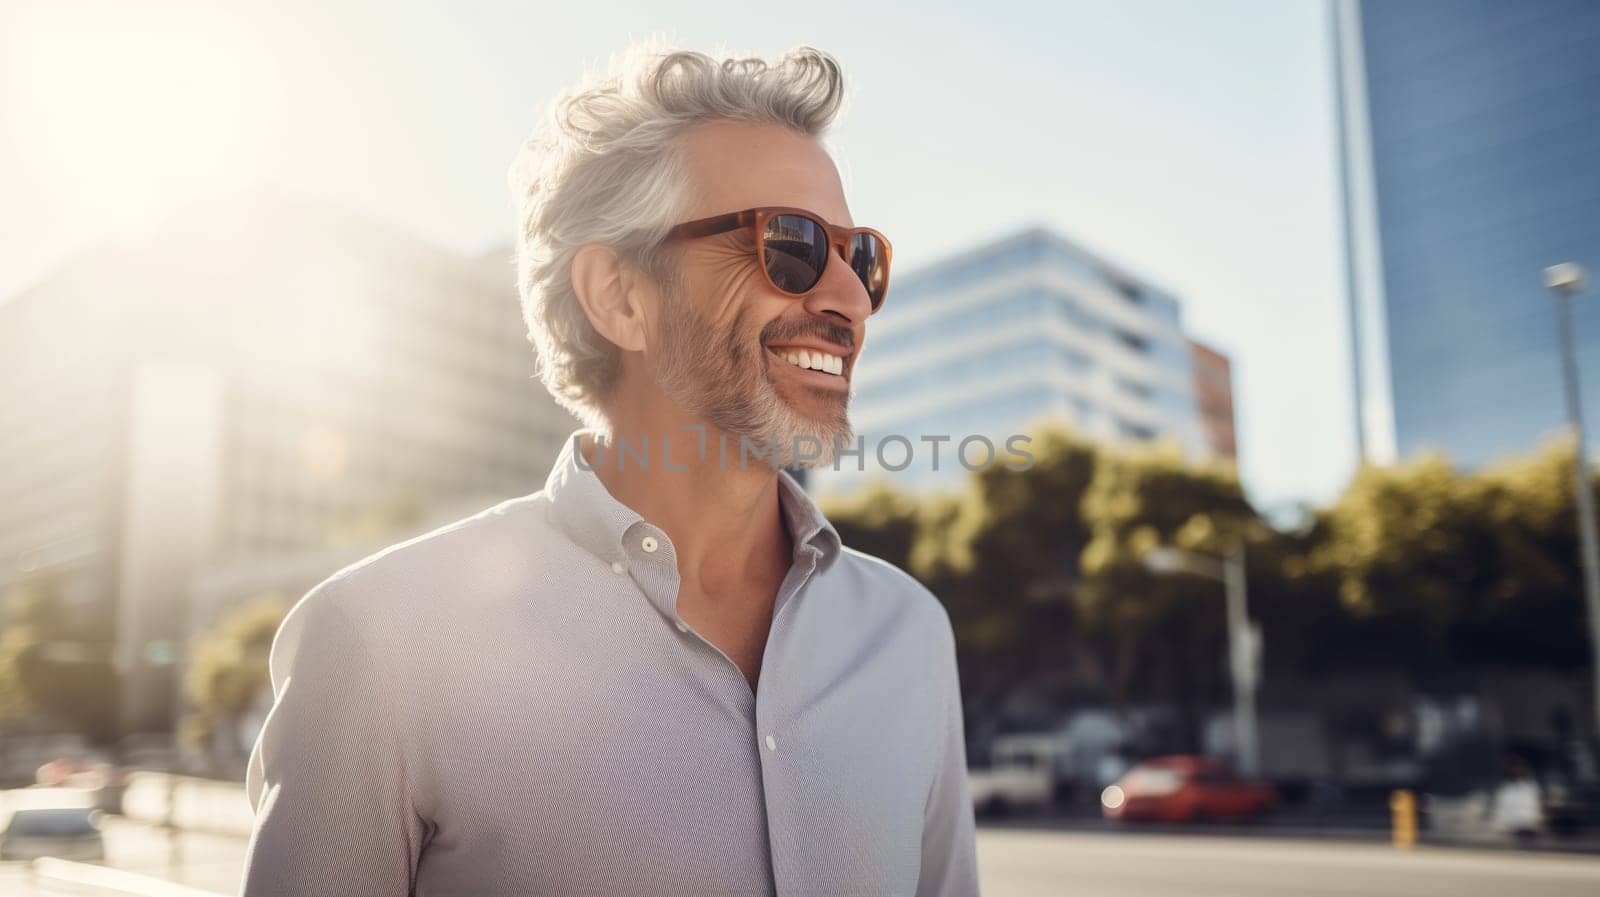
[1310,452,1471,624]
[1075,442,1258,708]
[819,479,924,573]
[824,425,1598,729]
[183,594,288,753]
[0,574,120,744]
[0,623,36,720]
[959,427,1098,588]
[1309,436,1591,670]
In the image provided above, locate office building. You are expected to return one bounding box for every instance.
[1335,0,1600,465]
[0,193,575,732]
[812,227,1224,496]
[1191,339,1239,462]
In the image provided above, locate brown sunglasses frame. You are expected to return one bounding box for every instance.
[662,206,893,312]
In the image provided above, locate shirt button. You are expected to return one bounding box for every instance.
[610,561,625,575]
[641,536,659,553]
[675,620,689,633]
[765,734,777,752]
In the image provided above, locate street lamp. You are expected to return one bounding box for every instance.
[1543,261,1600,741]
[1142,544,1262,778]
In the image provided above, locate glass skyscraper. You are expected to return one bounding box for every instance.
[1335,0,1600,466]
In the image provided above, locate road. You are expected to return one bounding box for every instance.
[978,829,1600,897]
[5,821,1600,896]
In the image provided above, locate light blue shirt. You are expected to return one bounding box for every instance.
[243,430,980,896]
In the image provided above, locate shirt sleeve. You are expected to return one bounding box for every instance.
[241,584,428,897]
[916,610,981,897]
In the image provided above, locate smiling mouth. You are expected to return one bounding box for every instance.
[768,346,847,378]
[777,346,851,377]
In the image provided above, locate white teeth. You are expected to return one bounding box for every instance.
[774,347,844,375]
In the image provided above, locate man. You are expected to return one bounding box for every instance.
[241,42,979,897]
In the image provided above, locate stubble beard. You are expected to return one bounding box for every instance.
[655,292,853,470]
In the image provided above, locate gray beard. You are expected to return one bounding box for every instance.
[653,295,852,469]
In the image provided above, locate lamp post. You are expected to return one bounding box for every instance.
[1143,544,1261,777]
[1544,261,1600,740]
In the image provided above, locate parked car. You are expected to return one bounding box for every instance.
[969,755,1054,817]
[0,807,106,861]
[1421,789,1492,839]
[985,714,1137,807]
[1546,781,1600,836]
[1101,755,1277,823]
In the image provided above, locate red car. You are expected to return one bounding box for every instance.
[1101,755,1277,823]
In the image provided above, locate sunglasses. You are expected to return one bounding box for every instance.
[662,206,893,313]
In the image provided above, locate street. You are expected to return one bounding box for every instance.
[5,819,1600,896]
[977,829,1600,897]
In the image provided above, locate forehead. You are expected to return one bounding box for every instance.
[678,120,852,227]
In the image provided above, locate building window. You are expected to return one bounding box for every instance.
[1117,418,1157,441]
[1116,376,1153,400]
[1114,329,1149,353]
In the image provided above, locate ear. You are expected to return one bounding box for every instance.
[571,244,652,353]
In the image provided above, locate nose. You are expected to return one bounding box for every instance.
[801,244,874,325]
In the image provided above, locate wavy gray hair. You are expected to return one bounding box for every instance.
[507,41,849,428]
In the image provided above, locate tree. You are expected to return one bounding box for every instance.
[816,422,1596,748]
[0,573,120,745]
[0,621,34,722]
[820,479,923,573]
[1308,437,1592,676]
[1457,437,1592,670]
[183,595,288,761]
[1075,442,1259,743]
[921,427,1100,710]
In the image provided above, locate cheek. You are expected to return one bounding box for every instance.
[725,310,764,369]
[696,251,765,324]
[676,255,791,369]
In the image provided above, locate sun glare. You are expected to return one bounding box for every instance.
[7,2,280,235]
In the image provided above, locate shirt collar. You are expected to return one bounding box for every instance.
[544,429,843,575]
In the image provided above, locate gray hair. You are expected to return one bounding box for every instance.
[507,40,849,428]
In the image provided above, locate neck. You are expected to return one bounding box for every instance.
[584,414,792,593]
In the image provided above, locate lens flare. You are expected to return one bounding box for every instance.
[7,2,280,235]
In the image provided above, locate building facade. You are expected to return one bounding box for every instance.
[1191,339,1238,462]
[0,193,575,733]
[812,227,1221,496]
[1335,0,1600,466]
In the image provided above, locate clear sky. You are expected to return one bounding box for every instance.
[0,0,1354,513]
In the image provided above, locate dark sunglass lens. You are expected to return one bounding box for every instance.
[763,215,828,294]
[848,233,889,310]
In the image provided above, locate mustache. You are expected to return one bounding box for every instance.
[759,317,855,352]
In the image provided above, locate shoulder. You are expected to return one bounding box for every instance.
[827,545,957,652]
[267,492,559,668]
[331,491,552,583]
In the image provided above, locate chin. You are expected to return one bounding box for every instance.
[729,374,853,468]
[774,417,854,469]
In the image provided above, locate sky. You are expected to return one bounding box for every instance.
[0,0,1354,513]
